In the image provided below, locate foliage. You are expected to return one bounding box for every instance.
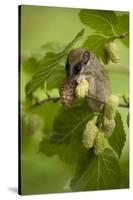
[80,9,129,61]
[22,9,129,193]
[40,101,95,164]
[71,148,120,191]
[39,102,126,190]
[79,10,118,36]
[82,35,111,59]
[108,111,126,158]
[25,29,85,99]
[25,10,129,101]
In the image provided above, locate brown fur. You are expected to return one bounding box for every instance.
[67,48,111,112]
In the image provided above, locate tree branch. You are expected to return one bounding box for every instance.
[30,94,129,109]
[118,103,129,108]
[30,96,60,109]
[113,31,129,39]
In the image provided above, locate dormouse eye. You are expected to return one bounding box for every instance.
[74,61,82,75]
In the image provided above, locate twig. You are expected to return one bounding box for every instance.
[30,97,60,109]
[122,94,129,105]
[30,94,129,109]
[113,31,129,39]
[81,31,129,41]
[118,103,129,108]
[87,94,129,108]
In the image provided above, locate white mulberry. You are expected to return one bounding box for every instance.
[102,117,115,137]
[104,95,119,120]
[75,79,89,99]
[106,42,120,63]
[82,120,98,149]
[24,114,41,135]
[94,131,105,155]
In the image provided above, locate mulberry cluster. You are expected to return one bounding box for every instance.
[102,117,115,137]
[102,41,120,64]
[101,95,119,137]
[82,118,105,155]
[106,42,120,63]
[82,120,98,149]
[75,79,89,99]
[94,131,105,155]
[24,114,41,135]
[104,95,119,120]
[59,79,77,107]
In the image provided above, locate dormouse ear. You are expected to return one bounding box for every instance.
[82,51,90,64]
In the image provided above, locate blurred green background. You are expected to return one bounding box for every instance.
[20,5,129,195]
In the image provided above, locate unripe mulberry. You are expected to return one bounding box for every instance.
[104,95,119,120]
[82,120,98,149]
[94,131,105,155]
[59,79,77,107]
[24,114,41,135]
[75,79,89,99]
[102,117,115,137]
[105,42,120,63]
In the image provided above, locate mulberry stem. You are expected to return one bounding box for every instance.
[29,94,129,109]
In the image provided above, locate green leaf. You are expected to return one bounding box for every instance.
[44,64,65,90]
[39,101,95,164]
[25,29,85,99]
[79,9,117,36]
[71,148,120,191]
[22,57,38,75]
[108,111,126,158]
[82,35,111,59]
[32,42,66,61]
[115,13,129,47]
[116,13,129,33]
[22,42,66,75]
[39,137,83,164]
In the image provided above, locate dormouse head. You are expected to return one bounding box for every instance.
[65,48,91,81]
